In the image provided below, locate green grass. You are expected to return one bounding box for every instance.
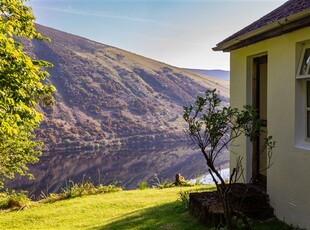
[0,186,209,230]
[0,186,299,230]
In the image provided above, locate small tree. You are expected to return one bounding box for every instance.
[183,89,275,229]
[0,0,55,187]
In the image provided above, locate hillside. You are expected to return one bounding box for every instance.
[22,24,229,151]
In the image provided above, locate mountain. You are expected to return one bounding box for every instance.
[187,69,230,81]
[21,24,229,151]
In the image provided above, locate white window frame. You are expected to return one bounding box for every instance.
[295,79,310,149]
[296,43,310,148]
[296,43,310,79]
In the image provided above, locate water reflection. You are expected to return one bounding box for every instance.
[6,143,228,199]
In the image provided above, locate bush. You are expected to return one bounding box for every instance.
[151,174,175,189]
[0,190,31,210]
[41,180,122,203]
[138,181,148,190]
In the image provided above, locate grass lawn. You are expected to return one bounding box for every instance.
[0,186,209,230]
[0,185,299,230]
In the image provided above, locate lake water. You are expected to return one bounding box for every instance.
[189,168,230,185]
[5,142,229,199]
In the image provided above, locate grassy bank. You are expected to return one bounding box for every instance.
[0,186,298,230]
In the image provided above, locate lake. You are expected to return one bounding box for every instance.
[5,142,229,199]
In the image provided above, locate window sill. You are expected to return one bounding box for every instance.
[295,141,310,151]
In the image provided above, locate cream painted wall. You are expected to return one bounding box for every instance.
[229,51,250,181]
[230,27,310,229]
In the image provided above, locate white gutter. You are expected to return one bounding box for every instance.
[214,8,310,52]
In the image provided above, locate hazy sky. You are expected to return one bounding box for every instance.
[29,0,287,70]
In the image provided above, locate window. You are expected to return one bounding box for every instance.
[296,43,310,145]
[297,44,310,79]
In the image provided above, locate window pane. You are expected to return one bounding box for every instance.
[307,111,310,138]
[300,48,310,76]
[307,81,310,108]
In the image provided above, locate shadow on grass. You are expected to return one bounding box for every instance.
[89,201,206,230]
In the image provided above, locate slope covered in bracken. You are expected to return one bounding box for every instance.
[23,24,229,151]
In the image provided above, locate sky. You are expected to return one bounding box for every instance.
[28,0,287,71]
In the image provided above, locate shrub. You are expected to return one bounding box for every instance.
[138,181,148,190]
[41,180,122,203]
[151,174,175,189]
[0,190,31,210]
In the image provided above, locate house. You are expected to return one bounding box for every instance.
[213,0,310,228]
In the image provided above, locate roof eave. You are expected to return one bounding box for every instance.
[213,8,310,52]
